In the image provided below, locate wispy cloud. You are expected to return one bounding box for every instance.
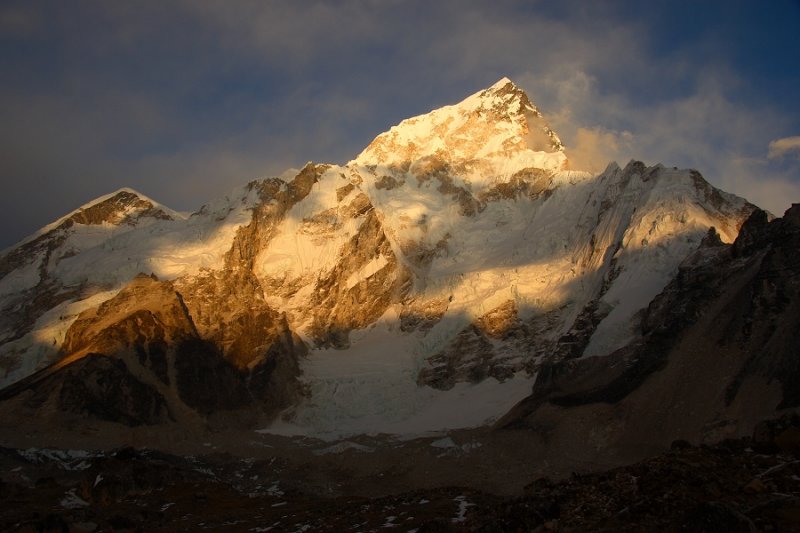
[564,127,634,173]
[768,136,800,160]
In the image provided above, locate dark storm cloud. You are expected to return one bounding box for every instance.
[1,0,799,248]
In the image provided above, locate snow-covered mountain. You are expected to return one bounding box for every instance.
[499,204,800,457]
[0,78,763,439]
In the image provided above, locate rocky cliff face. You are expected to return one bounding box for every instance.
[0,78,773,437]
[498,204,800,457]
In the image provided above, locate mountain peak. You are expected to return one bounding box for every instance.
[354,78,566,173]
[489,76,514,88]
[476,76,531,109]
[58,188,181,228]
[2,189,180,255]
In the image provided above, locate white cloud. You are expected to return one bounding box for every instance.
[564,127,634,173]
[767,136,800,160]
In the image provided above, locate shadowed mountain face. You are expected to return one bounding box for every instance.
[0,78,781,442]
[0,273,304,428]
[498,204,800,457]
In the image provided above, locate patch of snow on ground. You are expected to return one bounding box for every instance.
[266,482,284,497]
[18,448,99,470]
[313,441,375,455]
[60,488,89,509]
[452,496,475,523]
[430,437,457,449]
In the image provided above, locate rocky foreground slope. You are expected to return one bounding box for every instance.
[2,415,799,532]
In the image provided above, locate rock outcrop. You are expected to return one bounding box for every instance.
[0,273,304,427]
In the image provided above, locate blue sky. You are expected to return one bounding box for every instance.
[1,0,799,248]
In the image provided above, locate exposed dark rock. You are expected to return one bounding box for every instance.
[417,314,522,391]
[678,502,757,532]
[335,182,355,202]
[399,298,449,333]
[751,414,800,455]
[477,167,553,203]
[374,174,403,190]
[174,339,250,414]
[307,208,407,348]
[31,354,171,425]
[70,191,173,226]
[417,325,495,390]
[732,208,771,257]
[551,298,610,360]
